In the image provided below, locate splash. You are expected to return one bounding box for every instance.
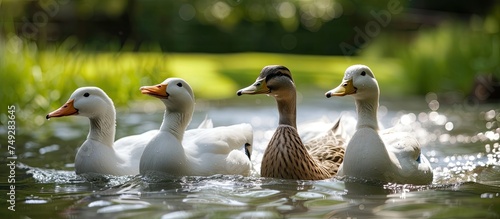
[23,163,137,188]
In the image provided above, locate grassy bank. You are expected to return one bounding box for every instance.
[0,40,402,128]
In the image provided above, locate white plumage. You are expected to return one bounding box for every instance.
[139,78,253,177]
[326,65,433,185]
[46,87,156,176]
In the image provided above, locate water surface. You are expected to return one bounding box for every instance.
[1,94,500,218]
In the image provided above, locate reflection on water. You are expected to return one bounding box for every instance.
[1,95,500,218]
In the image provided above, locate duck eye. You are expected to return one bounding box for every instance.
[177,82,183,87]
[361,71,366,76]
[83,93,90,97]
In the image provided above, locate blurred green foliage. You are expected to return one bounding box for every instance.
[1,0,499,130]
[0,0,411,54]
[362,5,500,95]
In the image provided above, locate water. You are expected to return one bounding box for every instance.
[1,94,500,218]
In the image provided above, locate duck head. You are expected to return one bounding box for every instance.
[140,78,195,113]
[237,65,295,100]
[325,64,379,101]
[46,87,114,119]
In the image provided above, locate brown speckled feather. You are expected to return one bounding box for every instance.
[261,125,332,180]
[304,119,345,176]
[238,65,345,180]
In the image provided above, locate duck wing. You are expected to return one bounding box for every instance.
[304,117,346,176]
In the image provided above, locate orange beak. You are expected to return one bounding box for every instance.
[46,99,79,119]
[140,84,169,99]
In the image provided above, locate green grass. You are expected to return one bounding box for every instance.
[0,39,403,129]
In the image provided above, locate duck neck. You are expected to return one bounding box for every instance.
[275,89,297,129]
[159,110,191,141]
[355,96,379,131]
[88,110,116,147]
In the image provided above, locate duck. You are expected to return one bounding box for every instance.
[237,65,345,180]
[139,78,253,177]
[325,64,433,185]
[46,87,157,176]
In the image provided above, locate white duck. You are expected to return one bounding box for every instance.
[139,78,253,177]
[46,87,157,176]
[325,65,433,185]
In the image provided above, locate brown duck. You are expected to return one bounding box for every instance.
[237,65,345,180]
